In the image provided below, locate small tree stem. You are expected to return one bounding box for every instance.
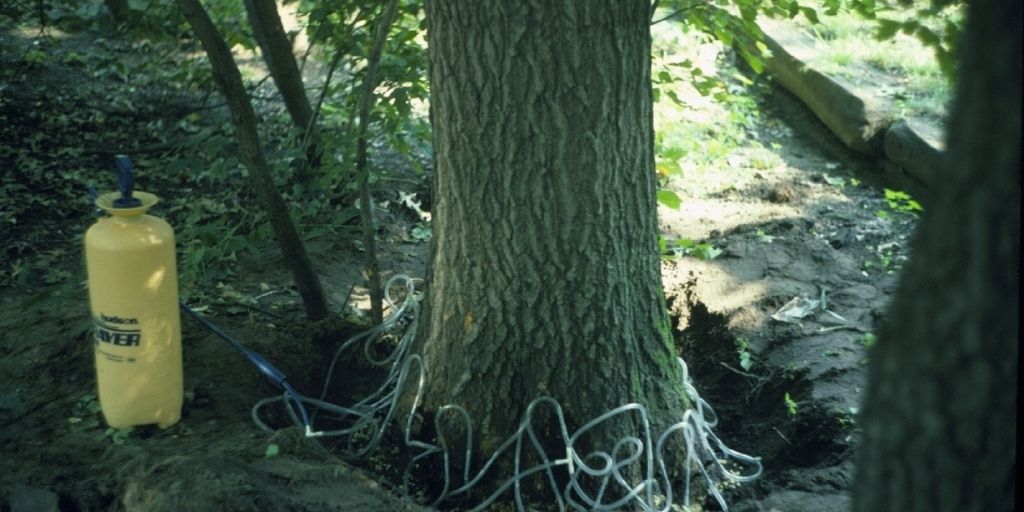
[356,0,400,325]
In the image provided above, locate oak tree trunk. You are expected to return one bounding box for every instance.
[243,0,322,181]
[852,0,1020,510]
[418,0,687,458]
[177,0,329,321]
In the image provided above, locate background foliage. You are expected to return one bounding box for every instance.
[1,0,957,300]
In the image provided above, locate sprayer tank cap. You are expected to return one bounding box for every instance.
[95,191,159,217]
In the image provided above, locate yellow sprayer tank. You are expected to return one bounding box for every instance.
[85,158,182,429]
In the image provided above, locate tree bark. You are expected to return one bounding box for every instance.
[852,0,1020,510]
[176,0,329,321]
[418,0,686,460]
[243,0,322,181]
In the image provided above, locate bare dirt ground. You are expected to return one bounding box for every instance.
[661,82,916,511]
[1,22,919,512]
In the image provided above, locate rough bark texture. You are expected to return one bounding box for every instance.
[177,0,329,321]
[243,0,322,180]
[852,1,1020,510]
[419,0,686,454]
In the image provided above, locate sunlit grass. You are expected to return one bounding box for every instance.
[792,8,959,121]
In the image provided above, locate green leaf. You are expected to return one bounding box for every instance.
[858,333,877,348]
[884,188,924,213]
[875,19,901,41]
[732,71,754,86]
[105,427,133,445]
[744,52,765,74]
[661,146,686,160]
[900,20,921,36]
[656,160,682,177]
[693,77,717,96]
[784,392,799,417]
[665,89,684,106]
[853,0,878,18]
[942,20,960,48]
[694,244,722,260]
[410,224,432,241]
[739,5,757,21]
[23,49,50,65]
[800,7,819,24]
[656,189,682,210]
[265,443,280,459]
[915,26,942,49]
[787,2,800,18]
[61,52,87,65]
[739,351,753,371]
[754,41,770,58]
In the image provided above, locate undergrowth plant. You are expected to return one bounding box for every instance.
[784,391,799,417]
[651,21,773,203]
[2,0,430,299]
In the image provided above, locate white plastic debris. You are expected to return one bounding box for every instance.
[770,296,821,323]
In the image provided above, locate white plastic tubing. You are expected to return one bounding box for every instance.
[252,275,762,511]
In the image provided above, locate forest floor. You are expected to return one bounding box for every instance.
[1,19,923,512]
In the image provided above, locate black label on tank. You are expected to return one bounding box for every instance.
[93,315,141,347]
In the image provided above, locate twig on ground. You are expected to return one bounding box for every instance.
[812,325,871,334]
[773,427,792,445]
[719,361,762,380]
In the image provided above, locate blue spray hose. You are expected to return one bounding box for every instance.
[179,301,314,436]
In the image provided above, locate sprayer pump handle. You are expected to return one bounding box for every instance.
[113,155,142,208]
